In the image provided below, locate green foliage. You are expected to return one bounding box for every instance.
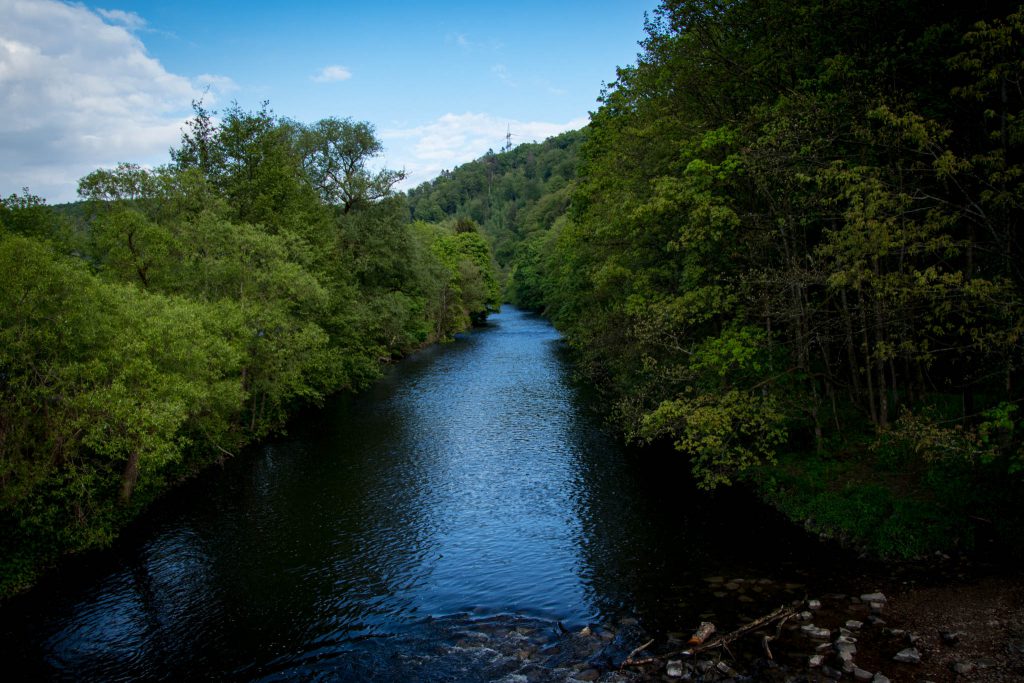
[1,101,500,596]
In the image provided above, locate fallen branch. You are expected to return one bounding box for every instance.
[673,605,796,658]
[619,638,655,668]
[762,612,792,660]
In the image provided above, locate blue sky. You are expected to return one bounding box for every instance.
[0,0,660,203]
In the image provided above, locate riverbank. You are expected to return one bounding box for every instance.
[441,574,1024,682]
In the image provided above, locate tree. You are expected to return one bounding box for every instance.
[300,118,406,213]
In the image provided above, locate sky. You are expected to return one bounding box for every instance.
[0,0,661,204]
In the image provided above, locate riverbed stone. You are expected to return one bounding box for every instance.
[893,647,922,664]
[809,654,824,667]
[666,659,685,678]
[853,667,874,680]
[861,592,887,603]
[872,673,891,683]
[801,624,831,639]
[573,668,600,681]
[845,620,863,630]
[951,660,975,674]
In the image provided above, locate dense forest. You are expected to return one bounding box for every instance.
[0,104,499,595]
[4,0,1024,597]
[414,0,1024,557]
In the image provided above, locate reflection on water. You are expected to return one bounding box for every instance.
[0,307,851,680]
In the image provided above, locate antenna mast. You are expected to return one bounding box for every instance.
[504,124,514,153]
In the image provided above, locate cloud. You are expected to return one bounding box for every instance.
[195,73,239,95]
[380,112,588,189]
[0,0,213,203]
[312,65,352,83]
[96,8,147,31]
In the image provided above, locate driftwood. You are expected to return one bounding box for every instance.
[619,638,655,668]
[677,605,796,657]
[619,605,796,669]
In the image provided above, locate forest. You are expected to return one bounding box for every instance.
[412,0,1024,558]
[0,105,499,595]
[4,0,1024,597]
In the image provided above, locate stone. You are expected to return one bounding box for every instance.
[846,620,864,630]
[872,674,891,683]
[574,669,600,682]
[837,649,855,664]
[725,582,741,590]
[939,630,961,645]
[975,657,998,668]
[579,626,592,636]
[822,664,843,679]
[809,654,824,668]
[798,611,813,621]
[808,599,822,609]
[906,632,921,645]
[951,661,974,674]
[835,641,858,656]
[737,595,754,603]
[716,661,738,677]
[801,624,831,639]
[853,667,874,680]
[893,647,922,664]
[695,659,714,673]
[869,601,885,612]
[666,660,685,678]
[861,592,887,603]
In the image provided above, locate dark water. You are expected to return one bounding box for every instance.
[0,308,854,680]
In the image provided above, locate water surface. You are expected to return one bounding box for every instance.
[0,307,850,680]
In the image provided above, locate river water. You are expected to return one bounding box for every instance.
[0,307,853,680]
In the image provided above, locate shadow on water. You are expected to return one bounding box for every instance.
[0,307,863,681]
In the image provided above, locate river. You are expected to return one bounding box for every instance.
[0,307,855,681]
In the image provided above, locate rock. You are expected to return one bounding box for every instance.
[906,632,921,645]
[574,668,600,681]
[822,664,843,679]
[853,667,874,680]
[808,599,822,609]
[725,582,741,590]
[951,661,974,674]
[798,611,813,621]
[846,620,864,630]
[809,654,824,668]
[975,657,998,668]
[666,660,685,678]
[816,642,833,652]
[861,592,887,603]
[801,624,831,639]
[737,595,754,603]
[579,626,592,636]
[716,661,738,677]
[704,576,725,584]
[872,674,891,683]
[837,649,855,664]
[695,659,714,673]
[835,641,858,656]
[869,601,885,612]
[893,648,922,664]
[939,630,961,645]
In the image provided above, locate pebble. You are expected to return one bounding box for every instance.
[872,674,891,683]
[846,620,863,630]
[809,654,824,667]
[861,592,887,603]
[666,660,685,678]
[893,647,922,664]
[807,599,822,609]
[801,624,831,639]
[853,667,874,680]
[797,611,812,621]
[951,661,974,674]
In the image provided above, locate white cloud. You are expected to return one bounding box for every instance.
[96,8,147,31]
[0,0,215,203]
[381,112,588,189]
[312,65,352,83]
